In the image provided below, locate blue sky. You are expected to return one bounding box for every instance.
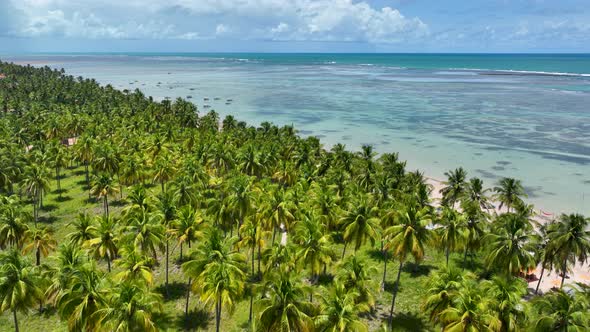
[1,0,589,53]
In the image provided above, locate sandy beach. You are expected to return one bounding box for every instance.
[426,177,590,293]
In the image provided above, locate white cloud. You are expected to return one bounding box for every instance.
[5,0,429,43]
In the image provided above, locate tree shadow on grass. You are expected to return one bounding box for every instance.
[402,262,436,277]
[72,169,86,175]
[83,197,97,204]
[317,272,334,286]
[155,281,188,302]
[176,308,212,331]
[40,204,58,212]
[383,280,400,293]
[110,199,126,207]
[51,188,68,195]
[38,215,58,224]
[76,179,89,186]
[386,311,430,332]
[54,195,73,202]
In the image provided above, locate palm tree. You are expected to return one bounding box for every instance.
[340,196,381,258]
[315,284,369,332]
[152,153,176,192]
[55,264,107,332]
[114,244,154,286]
[48,142,69,196]
[123,208,165,261]
[0,203,29,249]
[171,204,203,260]
[256,271,316,332]
[485,213,539,277]
[66,212,95,246]
[183,228,246,332]
[154,190,177,296]
[482,276,528,332]
[547,213,590,288]
[335,255,377,310]
[493,178,526,212]
[21,163,51,223]
[422,268,472,325]
[435,207,467,266]
[438,283,492,332]
[535,221,557,294]
[94,282,162,332]
[23,225,57,266]
[439,167,468,207]
[0,249,43,332]
[85,215,118,272]
[73,134,95,190]
[463,177,491,210]
[384,201,432,325]
[532,289,590,331]
[293,212,334,284]
[90,173,119,217]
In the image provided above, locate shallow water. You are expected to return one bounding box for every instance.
[4,54,590,214]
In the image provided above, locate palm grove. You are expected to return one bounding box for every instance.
[0,61,589,332]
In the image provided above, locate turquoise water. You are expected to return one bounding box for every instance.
[4,53,590,214]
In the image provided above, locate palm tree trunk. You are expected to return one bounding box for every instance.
[216,296,222,332]
[560,256,568,289]
[104,196,109,217]
[535,264,545,294]
[185,278,192,317]
[248,292,253,323]
[462,248,468,271]
[445,246,449,267]
[84,161,90,187]
[389,260,404,329]
[107,256,111,272]
[272,225,277,246]
[36,248,41,266]
[55,166,61,196]
[13,309,19,332]
[382,253,388,291]
[251,244,255,275]
[180,242,183,260]
[257,242,262,275]
[341,242,348,260]
[165,239,169,297]
[161,180,165,193]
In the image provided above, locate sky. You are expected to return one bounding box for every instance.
[1,0,589,53]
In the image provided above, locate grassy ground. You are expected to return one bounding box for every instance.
[0,165,484,332]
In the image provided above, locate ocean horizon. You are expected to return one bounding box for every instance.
[4,53,589,214]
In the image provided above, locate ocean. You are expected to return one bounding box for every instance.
[3,53,590,214]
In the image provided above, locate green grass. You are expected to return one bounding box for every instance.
[0,166,486,332]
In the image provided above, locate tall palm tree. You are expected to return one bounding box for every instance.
[94,282,162,332]
[293,212,334,284]
[90,173,119,217]
[335,255,377,310]
[152,153,176,192]
[435,207,467,266]
[547,213,590,288]
[0,203,29,249]
[493,178,526,213]
[55,264,107,332]
[73,134,95,190]
[114,244,154,286]
[532,289,590,331]
[422,268,472,325]
[256,271,316,332]
[66,212,95,246]
[463,177,491,211]
[384,201,432,325]
[171,204,203,260]
[123,208,165,261]
[439,167,468,207]
[438,284,492,332]
[23,225,57,266]
[21,163,51,223]
[183,228,246,332]
[315,284,369,332]
[48,141,69,196]
[85,215,118,272]
[340,196,381,258]
[485,213,539,277]
[0,249,43,332]
[481,276,528,332]
[154,190,177,296]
